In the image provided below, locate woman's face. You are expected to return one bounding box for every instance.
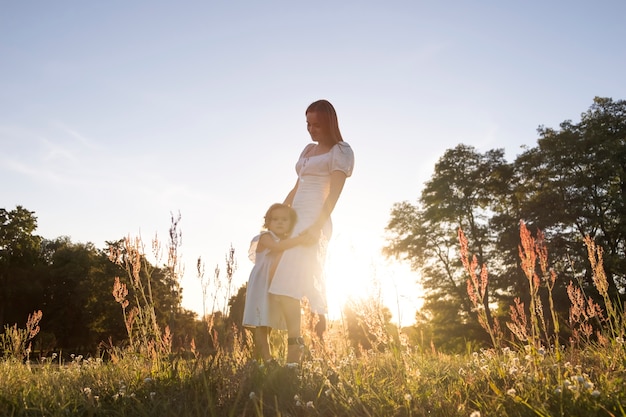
[306,111,330,143]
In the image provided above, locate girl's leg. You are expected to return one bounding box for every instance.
[276,295,302,363]
[254,326,272,361]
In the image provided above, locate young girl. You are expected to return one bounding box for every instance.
[242,203,312,362]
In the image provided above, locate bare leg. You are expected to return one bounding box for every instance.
[276,295,302,363]
[254,326,272,361]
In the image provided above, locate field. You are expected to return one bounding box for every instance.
[1,229,625,416]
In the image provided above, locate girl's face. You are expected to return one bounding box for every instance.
[306,111,330,144]
[267,207,292,237]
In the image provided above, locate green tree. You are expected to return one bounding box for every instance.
[0,206,43,327]
[385,145,511,350]
[514,97,626,305]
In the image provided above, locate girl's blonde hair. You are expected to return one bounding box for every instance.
[263,203,297,234]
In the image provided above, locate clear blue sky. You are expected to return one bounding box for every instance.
[2,1,625,325]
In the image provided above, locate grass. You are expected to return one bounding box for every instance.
[0,328,624,416]
[1,224,625,416]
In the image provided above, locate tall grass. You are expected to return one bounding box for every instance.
[1,221,625,416]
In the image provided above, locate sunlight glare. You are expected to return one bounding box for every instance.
[324,233,422,327]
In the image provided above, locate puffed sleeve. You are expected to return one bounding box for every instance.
[248,234,261,263]
[329,142,355,177]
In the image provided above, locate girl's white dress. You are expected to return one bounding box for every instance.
[269,141,354,314]
[242,231,287,330]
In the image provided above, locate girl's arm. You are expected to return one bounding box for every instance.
[257,231,311,253]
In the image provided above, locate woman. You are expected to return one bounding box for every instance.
[269,99,355,363]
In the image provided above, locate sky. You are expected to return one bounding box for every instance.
[2,1,625,327]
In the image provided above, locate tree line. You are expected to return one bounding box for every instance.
[384,97,626,351]
[0,206,388,357]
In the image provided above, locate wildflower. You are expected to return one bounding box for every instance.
[576,375,585,383]
[150,392,156,400]
[506,388,516,397]
[554,387,562,394]
[538,347,545,355]
[83,387,92,396]
[583,381,594,390]
[470,411,481,417]
[306,401,314,408]
[615,337,624,344]
[294,394,301,402]
[249,392,257,400]
[404,393,412,402]
[591,390,600,397]
[144,377,153,383]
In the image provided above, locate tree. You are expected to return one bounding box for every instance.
[0,206,43,327]
[514,97,626,304]
[385,145,510,350]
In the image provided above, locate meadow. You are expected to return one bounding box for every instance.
[1,227,625,417]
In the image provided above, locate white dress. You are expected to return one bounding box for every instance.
[242,231,287,330]
[268,141,354,314]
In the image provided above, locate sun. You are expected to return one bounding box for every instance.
[323,234,422,326]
